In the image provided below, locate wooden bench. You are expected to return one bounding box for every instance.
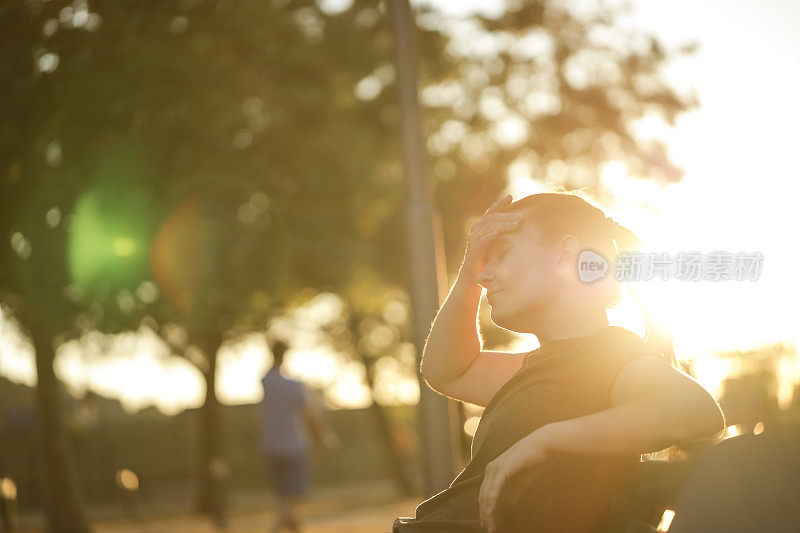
[601,430,800,532]
[601,456,698,532]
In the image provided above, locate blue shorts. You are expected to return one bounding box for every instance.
[264,451,310,496]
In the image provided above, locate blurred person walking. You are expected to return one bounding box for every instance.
[259,339,340,533]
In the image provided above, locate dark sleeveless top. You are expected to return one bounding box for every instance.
[392,325,662,532]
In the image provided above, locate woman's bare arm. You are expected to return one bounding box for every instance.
[537,355,725,455]
[420,278,527,408]
[420,194,524,407]
[419,279,483,386]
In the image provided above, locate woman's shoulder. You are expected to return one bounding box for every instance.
[587,325,657,356]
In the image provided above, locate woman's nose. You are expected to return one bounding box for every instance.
[476,266,493,288]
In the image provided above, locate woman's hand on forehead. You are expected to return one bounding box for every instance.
[485,194,513,215]
[457,196,522,285]
[486,233,513,258]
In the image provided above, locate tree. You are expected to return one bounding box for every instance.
[1,0,431,523]
[371,0,696,287]
[1,0,696,526]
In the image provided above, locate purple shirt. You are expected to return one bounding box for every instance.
[259,368,309,455]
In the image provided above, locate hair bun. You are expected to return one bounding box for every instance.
[605,216,619,237]
[607,216,643,253]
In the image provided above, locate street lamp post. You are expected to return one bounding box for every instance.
[387,0,462,496]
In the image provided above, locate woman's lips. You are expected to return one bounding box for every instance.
[487,290,503,303]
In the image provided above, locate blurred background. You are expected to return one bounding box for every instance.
[1,0,799,531]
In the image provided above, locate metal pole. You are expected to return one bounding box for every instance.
[387,0,461,496]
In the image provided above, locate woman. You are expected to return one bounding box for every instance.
[392,191,725,532]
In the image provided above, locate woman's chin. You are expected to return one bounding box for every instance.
[490,306,526,332]
[489,305,510,325]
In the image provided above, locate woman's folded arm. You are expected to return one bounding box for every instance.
[537,354,725,456]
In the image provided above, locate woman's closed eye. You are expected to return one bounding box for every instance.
[493,248,510,262]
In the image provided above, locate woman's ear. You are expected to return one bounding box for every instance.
[553,234,581,279]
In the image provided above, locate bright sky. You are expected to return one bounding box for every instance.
[612,0,800,351]
[2,0,799,414]
[508,0,800,402]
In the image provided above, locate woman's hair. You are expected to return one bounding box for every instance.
[503,187,680,371]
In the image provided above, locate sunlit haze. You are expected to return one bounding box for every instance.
[2,0,799,414]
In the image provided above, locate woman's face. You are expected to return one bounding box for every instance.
[476,221,564,333]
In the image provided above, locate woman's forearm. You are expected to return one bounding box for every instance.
[419,278,484,387]
[537,388,724,456]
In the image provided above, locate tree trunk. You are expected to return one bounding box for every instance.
[194,329,227,527]
[31,326,91,533]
